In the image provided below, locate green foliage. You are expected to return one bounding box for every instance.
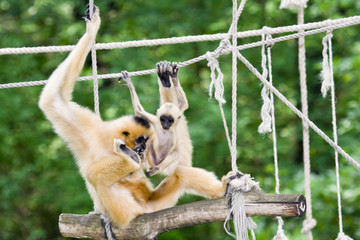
[0,0,359,239]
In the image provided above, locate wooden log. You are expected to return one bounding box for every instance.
[59,191,306,240]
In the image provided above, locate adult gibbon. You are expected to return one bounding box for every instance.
[39,6,229,227]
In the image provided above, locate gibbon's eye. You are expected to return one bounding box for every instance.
[122,131,130,137]
[160,116,166,123]
[168,117,174,123]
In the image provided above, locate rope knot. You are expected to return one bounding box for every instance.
[228,172,259,192]
[262,26,274,48]
[224,172,259,240]
[320,30,334,97]
[301,218,317,235]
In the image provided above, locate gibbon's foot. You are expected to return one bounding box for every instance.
[222,171,243,196]
[169,62,179,79]
[100,214,116,240]
[113,139,140,164]
[156,61,172,88]
[146,166,160,177]
[84,4,98,21]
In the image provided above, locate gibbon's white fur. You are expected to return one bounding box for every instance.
[38,7,229,227]
[120,63,192,176]
[120,65,229,202]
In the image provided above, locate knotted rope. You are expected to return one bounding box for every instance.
[320,30,353,240]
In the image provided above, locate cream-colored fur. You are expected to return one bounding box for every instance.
[120,63,229,203]
[39,7,229,227]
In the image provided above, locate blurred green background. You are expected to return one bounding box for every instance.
[0,0,359,239]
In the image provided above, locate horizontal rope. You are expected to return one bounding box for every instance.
[2,17,359,90]
[0,15,359,56]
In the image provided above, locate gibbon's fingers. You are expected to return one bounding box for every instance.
[169,62,179,79]
[118,71,133,88]
[146,166,160,177]
[84,4,98,21]
[157,61,171,88]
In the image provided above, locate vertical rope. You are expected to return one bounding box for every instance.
[321,31,353,240]
[265,33,289,240]
[224,1,259,239]
[258,29,272,134]
[230,0,239,172]
[89,0,100,116]
[297,7,316,239]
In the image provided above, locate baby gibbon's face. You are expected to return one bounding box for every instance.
[157,103,181,130]
[117,116,152,158]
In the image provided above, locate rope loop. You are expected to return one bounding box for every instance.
[321,30,334,97]
[207,39,232,104]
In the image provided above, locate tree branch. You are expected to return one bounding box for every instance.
[59,192,306,239]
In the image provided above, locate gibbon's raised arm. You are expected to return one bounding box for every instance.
[119,72,157,123]
[157,61,189,112]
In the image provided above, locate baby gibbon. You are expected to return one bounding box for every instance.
[39,6,228,228]
[120,62,191,176]
[120,68,228,204]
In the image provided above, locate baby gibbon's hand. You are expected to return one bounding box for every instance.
[118,71,134,89]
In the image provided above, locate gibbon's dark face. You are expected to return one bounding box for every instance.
[160,114,174,130]
[120,116,152,157]
[133,135,149,157]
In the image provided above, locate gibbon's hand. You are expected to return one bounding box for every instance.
[114,139,141,164]
[84,4,100,37]
[84,4,98,21]
[146,166,160,177]
[118,71,134,89]
[156,61,172,88]
[169,62,179,80]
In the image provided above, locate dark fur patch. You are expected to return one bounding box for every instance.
[133,116,150,129]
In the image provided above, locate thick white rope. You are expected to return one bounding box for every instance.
[321,31,353,240]
[296,7,316,240]
[3,18,360,90]
[280,0,308,9]
[89,0,100,116]
[230,0,240,173]
[1,16,359,56]
[223,1,258,240]
[259,30,289,240]
[258,29,272,134]
[234,51,360,171]
[100,214,116,240]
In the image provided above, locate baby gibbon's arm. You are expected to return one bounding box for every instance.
[119,72,157,123]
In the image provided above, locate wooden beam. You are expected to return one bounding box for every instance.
[59,191,306,240]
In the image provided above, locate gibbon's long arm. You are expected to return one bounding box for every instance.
[119,71,157,123]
